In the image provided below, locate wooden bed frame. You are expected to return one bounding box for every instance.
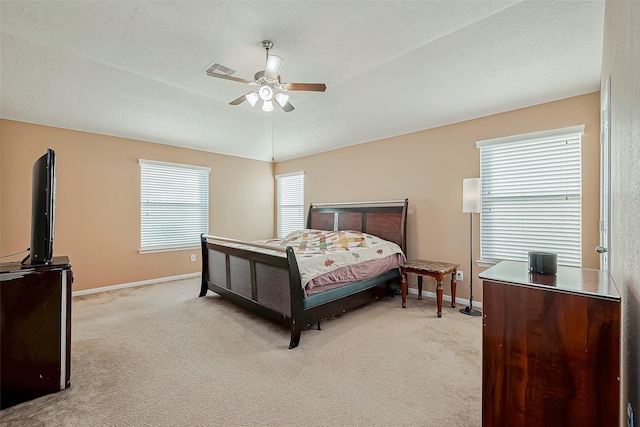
[199,199,408,349]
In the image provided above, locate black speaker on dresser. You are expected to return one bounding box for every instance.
[528,251,557,275]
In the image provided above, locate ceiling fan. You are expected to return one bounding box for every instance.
[204,40,326,113]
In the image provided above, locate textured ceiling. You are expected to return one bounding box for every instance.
[0,1,604,162]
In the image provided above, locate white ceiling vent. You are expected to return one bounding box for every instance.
[203,62,235,76]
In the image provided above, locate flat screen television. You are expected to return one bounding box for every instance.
[29,148,56,265]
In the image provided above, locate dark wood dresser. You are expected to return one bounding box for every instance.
[1,257,73,409]
[479,261,620,427]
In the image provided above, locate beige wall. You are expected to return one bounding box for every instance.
[275,92,601,303]
[0,120,274,291]
[601,0,640,418]
[1,92,600,300]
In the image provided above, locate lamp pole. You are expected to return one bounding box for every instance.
[461,178,481,316]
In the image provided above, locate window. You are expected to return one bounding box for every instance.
[477,125,584,267]
[139,159,210,253]
[276,172,304,239]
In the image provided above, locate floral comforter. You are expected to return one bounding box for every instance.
[259,229,405,288]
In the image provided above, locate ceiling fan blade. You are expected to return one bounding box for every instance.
[229,93,251,105]
[264,55,284,79]
[285,83,326,92]
[277,101,295,113]
[206,71,251,84]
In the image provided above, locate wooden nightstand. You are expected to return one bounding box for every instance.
[400,260,459,317]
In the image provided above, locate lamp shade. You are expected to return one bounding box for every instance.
[262,99,274,112]
[245,92,259,107]
[274,92,289,108]
[463,178,481,213]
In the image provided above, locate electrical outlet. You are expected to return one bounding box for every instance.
[456,271,463,281]
[629,403,635,427]
[190,254,196,262]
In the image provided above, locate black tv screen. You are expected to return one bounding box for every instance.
[30,148,56,265]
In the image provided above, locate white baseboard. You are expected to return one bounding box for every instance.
[72,272,200,297]
[72,275,482,308]
[407,287,483,309]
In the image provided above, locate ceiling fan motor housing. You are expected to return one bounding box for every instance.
[253,71,287,91]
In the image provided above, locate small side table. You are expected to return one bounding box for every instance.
[401,260,460,317]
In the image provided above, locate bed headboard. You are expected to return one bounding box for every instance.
[306,199,408,255]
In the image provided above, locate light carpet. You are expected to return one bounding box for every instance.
[0,278,482,426]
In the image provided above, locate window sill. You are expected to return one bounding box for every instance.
[139,245,199,254]
[477,259,500,268]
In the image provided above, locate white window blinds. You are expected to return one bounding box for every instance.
[477,125,584,267]
[276,172,304,239]
[139,159,210,253]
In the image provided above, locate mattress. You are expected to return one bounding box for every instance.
[259,229,406,293]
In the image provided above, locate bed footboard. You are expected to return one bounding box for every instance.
[200,235,298,311]
[200,235,306,348]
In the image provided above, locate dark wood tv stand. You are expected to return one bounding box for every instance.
[480,261,620,427]
[0,256,73,409]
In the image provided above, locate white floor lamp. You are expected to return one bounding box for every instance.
[461,178,482,316]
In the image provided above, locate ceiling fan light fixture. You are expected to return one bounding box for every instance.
[262,99,274,112]
[258,85,273,101]
[274,92,289,108]
[205,40,325,113]
[246,92,259,107]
